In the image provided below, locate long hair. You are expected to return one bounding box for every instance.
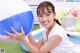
[37,1,72,37]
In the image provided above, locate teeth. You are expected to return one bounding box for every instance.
[43,22,48,25]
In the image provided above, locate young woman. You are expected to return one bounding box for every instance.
[5,1,75,53]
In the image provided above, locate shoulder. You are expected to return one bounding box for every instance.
[51,24,66,34]
[49,24,67,39]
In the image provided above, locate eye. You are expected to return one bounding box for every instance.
[45,13,50,16]
[38,15,43,17]
[45,13,51,16]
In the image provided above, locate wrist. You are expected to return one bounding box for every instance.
[27,33,32,37]
[21,36,26,41]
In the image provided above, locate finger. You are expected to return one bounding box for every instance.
[11,27,18,34]
[6,36,10,39]
[6,36,13,39]
[20,26,25,34]
[6,36,15,40]
[5,31,13,36]
[5,31,15,40]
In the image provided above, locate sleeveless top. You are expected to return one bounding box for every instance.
[42,23,74,53]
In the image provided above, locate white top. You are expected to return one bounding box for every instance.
[42,23,74,53]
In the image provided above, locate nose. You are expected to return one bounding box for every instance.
[42,16,47,21]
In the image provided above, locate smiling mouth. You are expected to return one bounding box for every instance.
[42,21,49,25]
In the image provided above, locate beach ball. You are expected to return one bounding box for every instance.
[0,0,34,36]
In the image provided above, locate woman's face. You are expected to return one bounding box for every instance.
[38,7,56,28]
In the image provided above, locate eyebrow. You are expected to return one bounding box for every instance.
[44,12,52,14]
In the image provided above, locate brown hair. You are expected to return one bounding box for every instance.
[37,1,61,25]
[37,1,55,16]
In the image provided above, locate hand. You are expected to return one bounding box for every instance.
[5,26,26,41]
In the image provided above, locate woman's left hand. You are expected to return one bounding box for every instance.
[5,26,26,41]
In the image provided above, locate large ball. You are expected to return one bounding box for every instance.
[0,0,34,36]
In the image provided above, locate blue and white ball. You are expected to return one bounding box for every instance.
[0,0,34,36]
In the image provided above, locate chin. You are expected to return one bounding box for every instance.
[42,25,50,28]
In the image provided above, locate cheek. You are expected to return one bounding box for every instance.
[49,17,54,22]
[38,18,41,21]
[38,18,42,23]
[50,19,54,23]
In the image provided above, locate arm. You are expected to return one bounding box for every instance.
[21,35,62,53]
[36,37,44,49]
[27,33,37,46]
[5,27,62,53]
[28,33,44,49]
